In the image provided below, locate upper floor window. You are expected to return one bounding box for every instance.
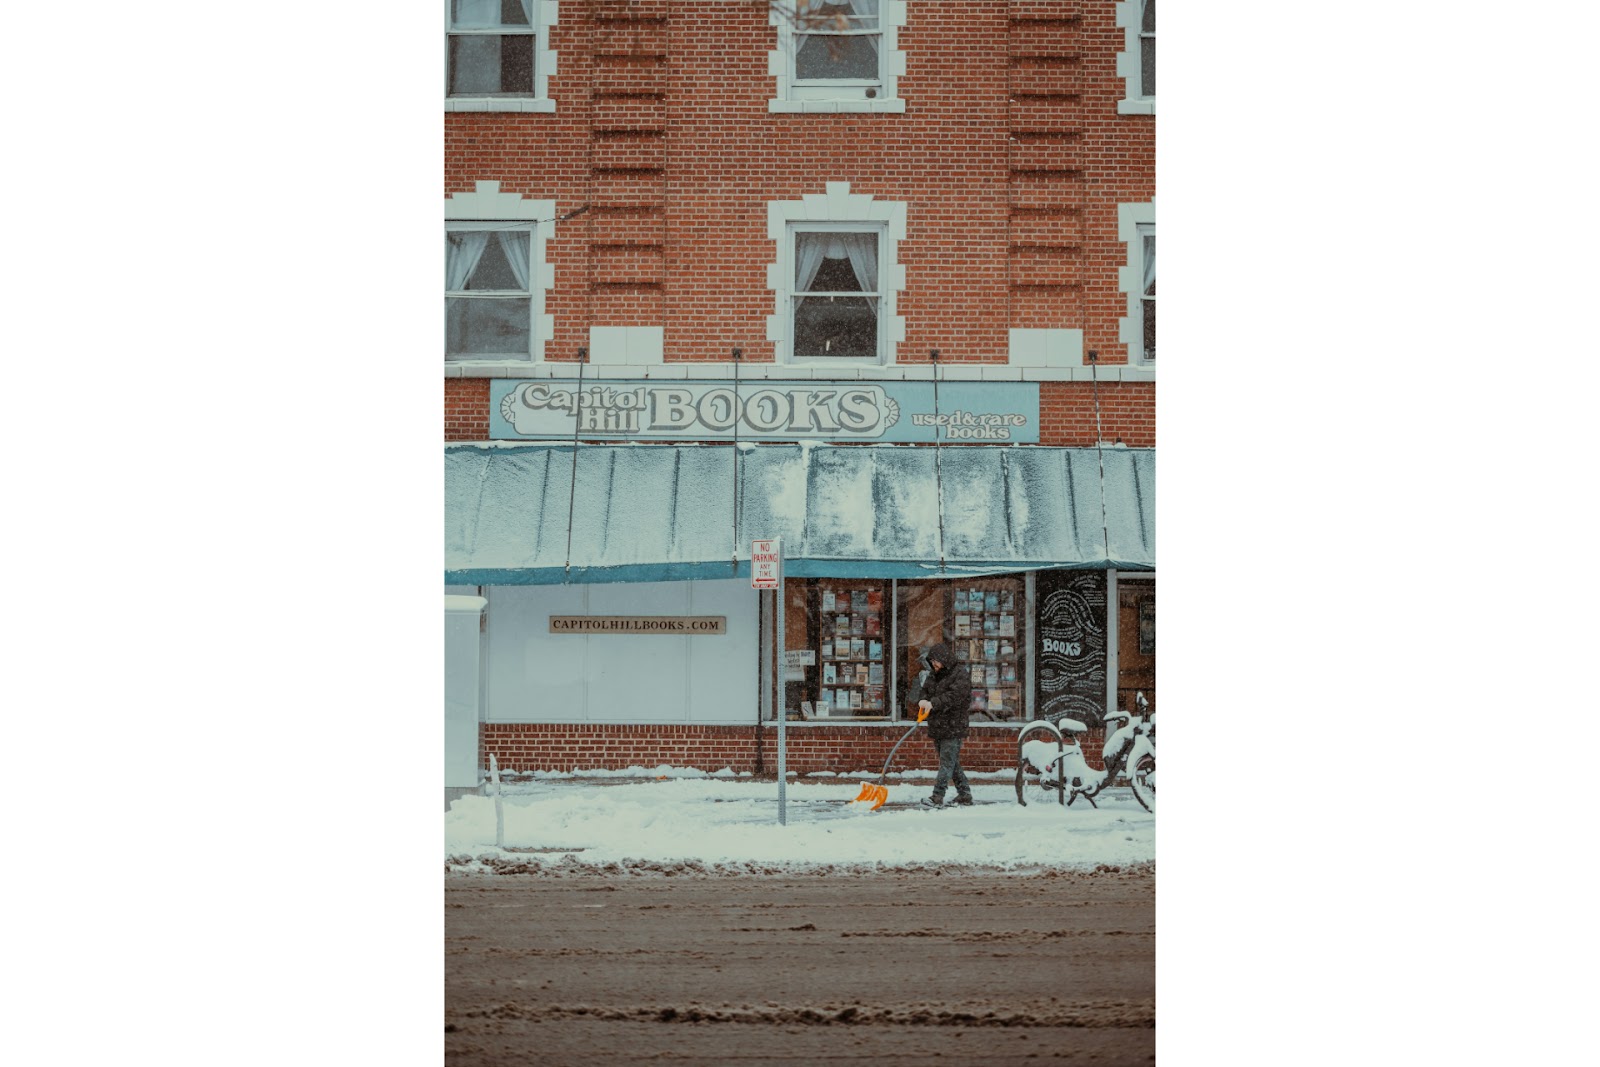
[1116,203,1156,365]
[445,182,555,364]
[1116,0,1155,114]
[447,224,535,361]
[1138,226,1155,362]
[769,1,907,113]
[447,0,558,113]
[766,182,907,364]
[793,228,883,360]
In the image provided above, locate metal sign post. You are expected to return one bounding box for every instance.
[751,538,786,825]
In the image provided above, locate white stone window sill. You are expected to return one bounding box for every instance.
[1117,97,1156,116]
[447,362,1155,382]
[446,98,556,113]
[768,98,906,114]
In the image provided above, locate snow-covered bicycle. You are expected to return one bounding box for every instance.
[1014,691,1155,812]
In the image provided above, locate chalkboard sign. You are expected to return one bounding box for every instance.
[1034,570,1107,727]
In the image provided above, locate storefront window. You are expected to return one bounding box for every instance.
[782,579,891,719]
[775,575,1029,723]
[897,578,1027,723]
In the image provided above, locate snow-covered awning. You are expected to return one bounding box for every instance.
[445,442,1153,585]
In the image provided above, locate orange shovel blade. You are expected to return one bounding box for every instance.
[851,783,888,810]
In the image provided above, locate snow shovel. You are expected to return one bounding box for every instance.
[850,708,929,810]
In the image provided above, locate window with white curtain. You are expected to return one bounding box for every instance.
[795,1,881,84]
[446,0,557,111]
[769,1,905,111]
[791,227,883,360]
[1138,226,1155,362]
[448,0,534,96]
[1116,0,1156,114]
[446,223,535,360]
[1116,202,1155,365]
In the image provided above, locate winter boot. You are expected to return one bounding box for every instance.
[953,793,974,806]
[919,795,945,809]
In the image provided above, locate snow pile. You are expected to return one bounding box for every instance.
[446,775,1154,872]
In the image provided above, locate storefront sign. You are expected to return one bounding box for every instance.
[1034,571,1108,726]
[490,380,1040,444]
[549,615,727,634]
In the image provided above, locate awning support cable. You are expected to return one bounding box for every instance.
[1087,350,1112,565]
[731,347,742,573]
[929,349,946,574]
[563,346,588,581]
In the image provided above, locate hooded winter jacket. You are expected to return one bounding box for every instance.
[918,642,973,741]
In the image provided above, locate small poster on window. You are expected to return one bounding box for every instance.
[822,590,836,613]
[955,614,971,637]
[999,614,1015,637]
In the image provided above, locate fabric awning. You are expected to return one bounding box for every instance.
[445,442,1153,585]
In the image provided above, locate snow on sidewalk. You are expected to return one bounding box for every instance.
[446,769,1155,872]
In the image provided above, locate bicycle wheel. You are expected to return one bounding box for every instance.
[1129,753,1155,812]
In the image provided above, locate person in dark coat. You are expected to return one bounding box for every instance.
[915,641,974,808]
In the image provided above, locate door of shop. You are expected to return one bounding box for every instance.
[1116,579,1155,714]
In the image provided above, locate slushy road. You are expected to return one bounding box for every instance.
[447,865,1154,1065]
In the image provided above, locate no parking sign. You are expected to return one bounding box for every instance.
[751,538,783,589]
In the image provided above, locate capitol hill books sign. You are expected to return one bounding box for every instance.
[490,379,1041,444]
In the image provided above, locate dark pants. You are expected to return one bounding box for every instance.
[931,736,971,799]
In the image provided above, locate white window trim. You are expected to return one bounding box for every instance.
[1116,202,1155,367]
[445,0,559,113]
[767,182,907,366]
[446,181,556,366]
[767,1,908,113]
[1115,0,1155,115]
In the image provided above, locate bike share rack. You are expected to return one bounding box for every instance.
[1014,716,1097,807]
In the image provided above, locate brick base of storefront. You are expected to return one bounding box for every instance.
[480,723,1108,777]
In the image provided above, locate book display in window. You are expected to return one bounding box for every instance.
[952,581,1026,722]
[813,581,890,718]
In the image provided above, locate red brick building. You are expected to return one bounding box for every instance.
[443,1,1155,802]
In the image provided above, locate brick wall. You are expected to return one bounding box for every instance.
[480,722,1109,777]
[445,379,491,440]
[445,1,1155,415]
